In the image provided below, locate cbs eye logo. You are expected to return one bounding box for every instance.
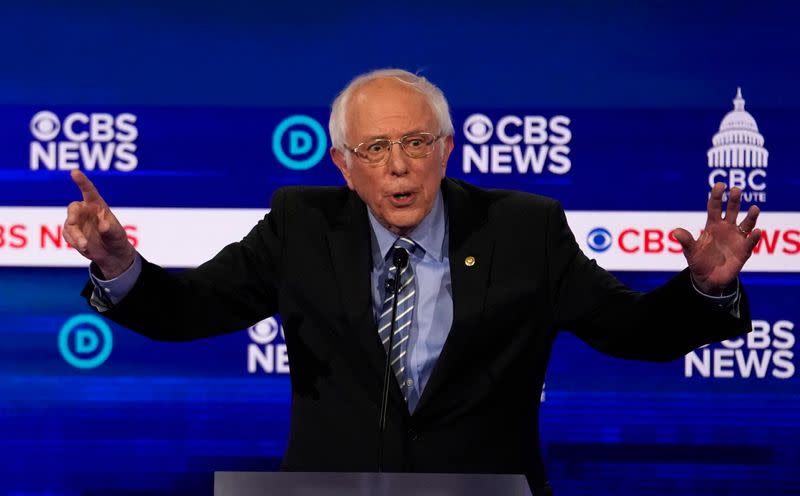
[271,115,327,171]
[30,111,61,141]
[587,227,613,253]
[248,317,284,344]
[58,314,113,369]
[462,114,494,144]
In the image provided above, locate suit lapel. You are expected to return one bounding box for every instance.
[415,178,494,414]
[326,191,407,410]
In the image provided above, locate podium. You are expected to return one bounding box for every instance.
[214,471,534,496]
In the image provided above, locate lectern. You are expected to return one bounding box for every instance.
[214,471,533,496]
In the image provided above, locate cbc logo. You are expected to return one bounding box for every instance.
[58,314,113,369]
[248,317,285,344]
[586,228,613,253]
[271,115,327,170]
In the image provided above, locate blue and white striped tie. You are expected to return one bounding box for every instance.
[377,237,419,403]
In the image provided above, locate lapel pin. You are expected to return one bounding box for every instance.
[464,256,476,267]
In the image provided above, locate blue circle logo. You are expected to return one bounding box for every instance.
[587,227,613,253]
[271,115,327,170]
[58,314,113,369]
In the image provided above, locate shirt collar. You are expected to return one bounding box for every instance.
[368,189,446,268]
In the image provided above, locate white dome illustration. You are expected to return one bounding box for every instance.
[708,88,768,168]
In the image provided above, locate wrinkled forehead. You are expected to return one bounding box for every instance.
[345,78,438,142]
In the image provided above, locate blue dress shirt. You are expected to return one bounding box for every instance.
[366,191,453,413]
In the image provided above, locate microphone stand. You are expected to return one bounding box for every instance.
[378,247,409,472]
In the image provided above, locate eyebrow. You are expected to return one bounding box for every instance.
[362,129,429,141]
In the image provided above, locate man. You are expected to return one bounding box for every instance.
[64,69,762,494]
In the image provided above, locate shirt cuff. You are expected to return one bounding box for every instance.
[89,253,142,308]
[689,274,741,319]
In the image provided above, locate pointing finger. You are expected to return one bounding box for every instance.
[70,169,103,204]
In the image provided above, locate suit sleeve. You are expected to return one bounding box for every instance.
[80,189,287,341]
[546,200,752,362]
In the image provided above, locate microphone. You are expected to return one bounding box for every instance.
[378,246,409,472]
[392,246,409,270]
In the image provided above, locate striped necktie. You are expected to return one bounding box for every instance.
[377,237,420,403]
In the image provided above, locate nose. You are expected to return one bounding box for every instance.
[385,142,410,176]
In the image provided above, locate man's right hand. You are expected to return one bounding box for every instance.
[64,170,136,279]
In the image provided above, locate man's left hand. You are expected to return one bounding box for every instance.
[673,182,762,295]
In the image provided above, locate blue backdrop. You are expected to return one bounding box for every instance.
[1,2,798,495]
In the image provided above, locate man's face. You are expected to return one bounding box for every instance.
[331,78,454,236]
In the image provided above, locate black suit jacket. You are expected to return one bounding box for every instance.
[84,178,752,491]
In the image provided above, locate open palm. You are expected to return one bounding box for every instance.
[673,183,761,294]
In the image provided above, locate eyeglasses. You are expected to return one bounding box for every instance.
[344,132,441,166]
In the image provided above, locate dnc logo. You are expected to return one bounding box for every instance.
[271,115,327,170]
[58,314,113,369]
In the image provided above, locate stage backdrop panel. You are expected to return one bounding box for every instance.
[1,2,798,495]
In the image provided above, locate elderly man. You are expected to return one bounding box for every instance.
[64,69,761,494]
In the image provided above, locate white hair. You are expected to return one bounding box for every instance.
[328,68,455,152]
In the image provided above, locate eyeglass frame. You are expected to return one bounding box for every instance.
[342,132,443,167]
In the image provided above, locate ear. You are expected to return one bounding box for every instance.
[439,135,454,178]
[331,147,354,190]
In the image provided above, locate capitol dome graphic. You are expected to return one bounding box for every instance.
[708,87,768,168]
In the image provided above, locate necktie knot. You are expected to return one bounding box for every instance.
[389,236,420,260]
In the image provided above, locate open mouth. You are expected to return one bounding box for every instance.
[390,191,416,205]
